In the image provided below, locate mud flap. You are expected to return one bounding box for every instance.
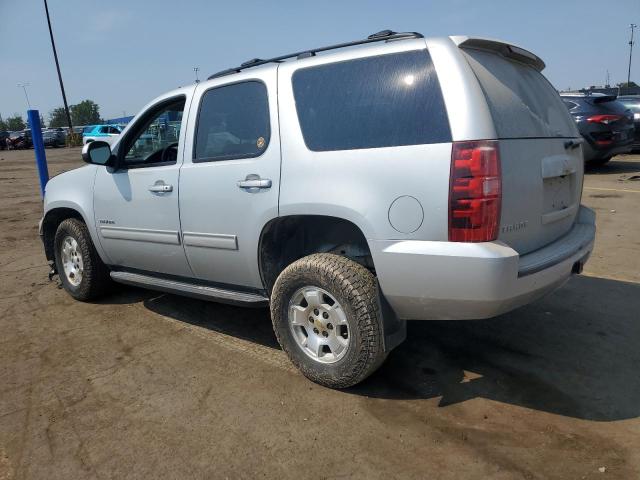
[377,283,407,353]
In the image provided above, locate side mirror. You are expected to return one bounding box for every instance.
[82,141,114,167]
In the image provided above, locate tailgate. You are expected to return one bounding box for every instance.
[498,138,583,254]
[459,43,583,254]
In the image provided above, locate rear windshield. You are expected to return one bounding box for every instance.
[292,50,451,151]
[462,48,577,138]
[617,97,640,112]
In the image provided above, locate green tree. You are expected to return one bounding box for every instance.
[618,81,639,88]
[6,114,26,131]
[0,114,7,131]
[49,107,68,128]
[40,114,46,129]
[70,100,101,126]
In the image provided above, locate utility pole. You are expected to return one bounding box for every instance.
[605,70,610,88]
[43,0,73,133]
[194,67,200,83]
[628,24,637,89]
[17,83,31,109]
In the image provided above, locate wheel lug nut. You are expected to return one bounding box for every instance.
[322,312,329,319]
[327,323,333,330]
[309,316,314,323]
[313,328,319,334]
[322,331,328,337]
[313,309,319,316]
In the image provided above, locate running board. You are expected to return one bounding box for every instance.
[109,271,269,307]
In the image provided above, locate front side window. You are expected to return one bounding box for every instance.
[194,81,270,162]
[292,50,451,152]
[122,98,185,167]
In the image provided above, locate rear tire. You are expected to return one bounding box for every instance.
[54,218,112,301]
[270,253,386,389]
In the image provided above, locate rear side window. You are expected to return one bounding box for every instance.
[463,48,578,138]
[194,81,270,162]
[292,50,451,152]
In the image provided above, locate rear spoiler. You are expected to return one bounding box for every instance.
[590,95,617,104]
[450,36,545,72]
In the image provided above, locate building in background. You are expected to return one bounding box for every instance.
[561,84,640,96]
[103,115,134,126]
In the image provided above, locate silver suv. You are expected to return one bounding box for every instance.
[40,31,596,388]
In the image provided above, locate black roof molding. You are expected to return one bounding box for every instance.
[207,29,424,80]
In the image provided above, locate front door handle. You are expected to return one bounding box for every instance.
[148,181,173,193]
[237,175,272,190]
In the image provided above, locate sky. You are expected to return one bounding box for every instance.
[0,0,638,122]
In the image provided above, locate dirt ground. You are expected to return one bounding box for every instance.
[0,146,639,480]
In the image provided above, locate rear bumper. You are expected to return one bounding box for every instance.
[582,135,633,161]
[370,206,596,320]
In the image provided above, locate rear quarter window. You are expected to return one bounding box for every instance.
[462,48,578,138]
[292,50,451,151]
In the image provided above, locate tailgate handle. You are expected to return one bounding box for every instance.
[564,139,583,150]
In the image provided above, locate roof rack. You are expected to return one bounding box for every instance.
[207,29,424,80]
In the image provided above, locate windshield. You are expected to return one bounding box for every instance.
[462,48,578,138]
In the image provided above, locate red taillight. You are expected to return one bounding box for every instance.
[587,114,622,125]
[449,140,501,242]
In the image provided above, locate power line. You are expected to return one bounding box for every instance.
[43,0,73,132]
[628,23,637,87]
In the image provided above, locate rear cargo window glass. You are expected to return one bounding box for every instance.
[292,50,451,151]
[463,49,577,138]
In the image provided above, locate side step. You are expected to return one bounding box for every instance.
[110,271,269,307]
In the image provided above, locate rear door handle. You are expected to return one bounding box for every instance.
[148,182,173,193]
[237,175,272,189]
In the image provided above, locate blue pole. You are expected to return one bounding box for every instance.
[27,109,49,197]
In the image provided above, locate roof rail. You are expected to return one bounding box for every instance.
[207,29,424,80]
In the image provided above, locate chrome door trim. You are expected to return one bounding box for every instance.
[99,226,180,245]
[182,232,238,250]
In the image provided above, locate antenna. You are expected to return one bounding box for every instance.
[194,67,200,83]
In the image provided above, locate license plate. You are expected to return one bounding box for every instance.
[543,175,573,214]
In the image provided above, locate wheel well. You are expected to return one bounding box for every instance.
[42,208,84,261]
[258,215,374,293]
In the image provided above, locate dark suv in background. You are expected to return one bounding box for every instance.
[616,95,640,151]
[561,93,634,165]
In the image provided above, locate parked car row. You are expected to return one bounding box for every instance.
[5,129,32,150]
[0,124,125,150]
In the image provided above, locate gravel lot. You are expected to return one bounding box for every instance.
[1,147,639,479]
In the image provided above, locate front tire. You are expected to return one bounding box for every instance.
[270,253,386,389]
[54,218,112,301]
